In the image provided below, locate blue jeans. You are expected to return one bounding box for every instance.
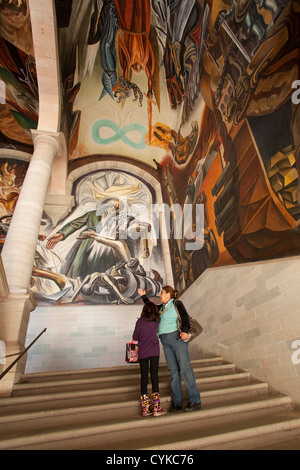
[159,331,201,407]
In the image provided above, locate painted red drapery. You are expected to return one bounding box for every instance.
[113,0,151,34]
[113,0,155,93]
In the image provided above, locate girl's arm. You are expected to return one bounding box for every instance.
[132,320,140,342]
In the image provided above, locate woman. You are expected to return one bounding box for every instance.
[138,286,201,412]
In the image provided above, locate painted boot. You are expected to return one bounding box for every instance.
[140,394,152,417]
[152,393,167,417]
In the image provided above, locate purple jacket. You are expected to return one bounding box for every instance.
[132,317,160,359]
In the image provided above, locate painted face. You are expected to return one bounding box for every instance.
[159,289,171,304]
[0,0,28,29]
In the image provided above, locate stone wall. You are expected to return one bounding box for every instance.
[180,256,300,407]
[25,303,164,373]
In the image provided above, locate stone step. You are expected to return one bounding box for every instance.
[140,412,300,451]
[0,395,294,450]
[0,371,251,414]
[12,362,238,396]
[253,433,300,450]
[0,381,268,424]
[1,357,299,450]
[21,357,224,383]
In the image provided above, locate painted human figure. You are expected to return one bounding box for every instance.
[46,198,151,278]
[113,0,155,98]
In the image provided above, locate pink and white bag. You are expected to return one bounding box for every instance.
[125,340,139,364]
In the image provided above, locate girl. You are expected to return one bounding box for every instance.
[132,301,167,417]
[138,286,201,413]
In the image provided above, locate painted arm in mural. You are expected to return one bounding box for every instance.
[78,220,151,260]
[78,229,131,261]
[46,211,99,250]
[46,232,64,250]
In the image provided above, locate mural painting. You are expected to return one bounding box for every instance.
[0,158,29,250]
[0,0,38,152]
[31,171,165,305]
[155,0,300,293]
[0,161,165,305]
[0,1,300,301]
[59,0,204,165]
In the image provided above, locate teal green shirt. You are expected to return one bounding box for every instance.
[158,299,178,335]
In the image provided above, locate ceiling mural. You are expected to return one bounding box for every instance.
[0,0,300,303]
[58,0,205,165]
[0,0,37,152]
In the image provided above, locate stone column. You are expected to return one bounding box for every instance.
[0,131,62,396]
[1,132,61,293]
[0,294,36,397]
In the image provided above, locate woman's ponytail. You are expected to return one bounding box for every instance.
[163,285,179,299]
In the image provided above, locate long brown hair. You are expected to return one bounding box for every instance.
[141,301,161,323]
[162,285,179,300]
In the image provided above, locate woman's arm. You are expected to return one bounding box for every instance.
[138,288,149,304]
[138,288,163,310]
[175,300,190,336]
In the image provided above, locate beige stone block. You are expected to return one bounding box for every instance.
[254,366,274,379]
[249,346,267,358]
[241,310,256,323]
[279,351,298,370]
[259,320,281,335]
[253,333,273,348]
[272,327,297,343]
[266,341,288,355]
[268,363,294,378]
[265,308,284,322]
[260,355,281,367]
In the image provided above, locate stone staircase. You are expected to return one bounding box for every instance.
[0,356,300,450]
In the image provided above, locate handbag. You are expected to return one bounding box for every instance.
[125,340,139,363]
[175,301,203,342]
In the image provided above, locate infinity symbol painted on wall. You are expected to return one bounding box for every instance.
[92,119,147,150]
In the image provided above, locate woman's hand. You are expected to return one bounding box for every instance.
[180,332,189,342]
[138,288,146,297]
